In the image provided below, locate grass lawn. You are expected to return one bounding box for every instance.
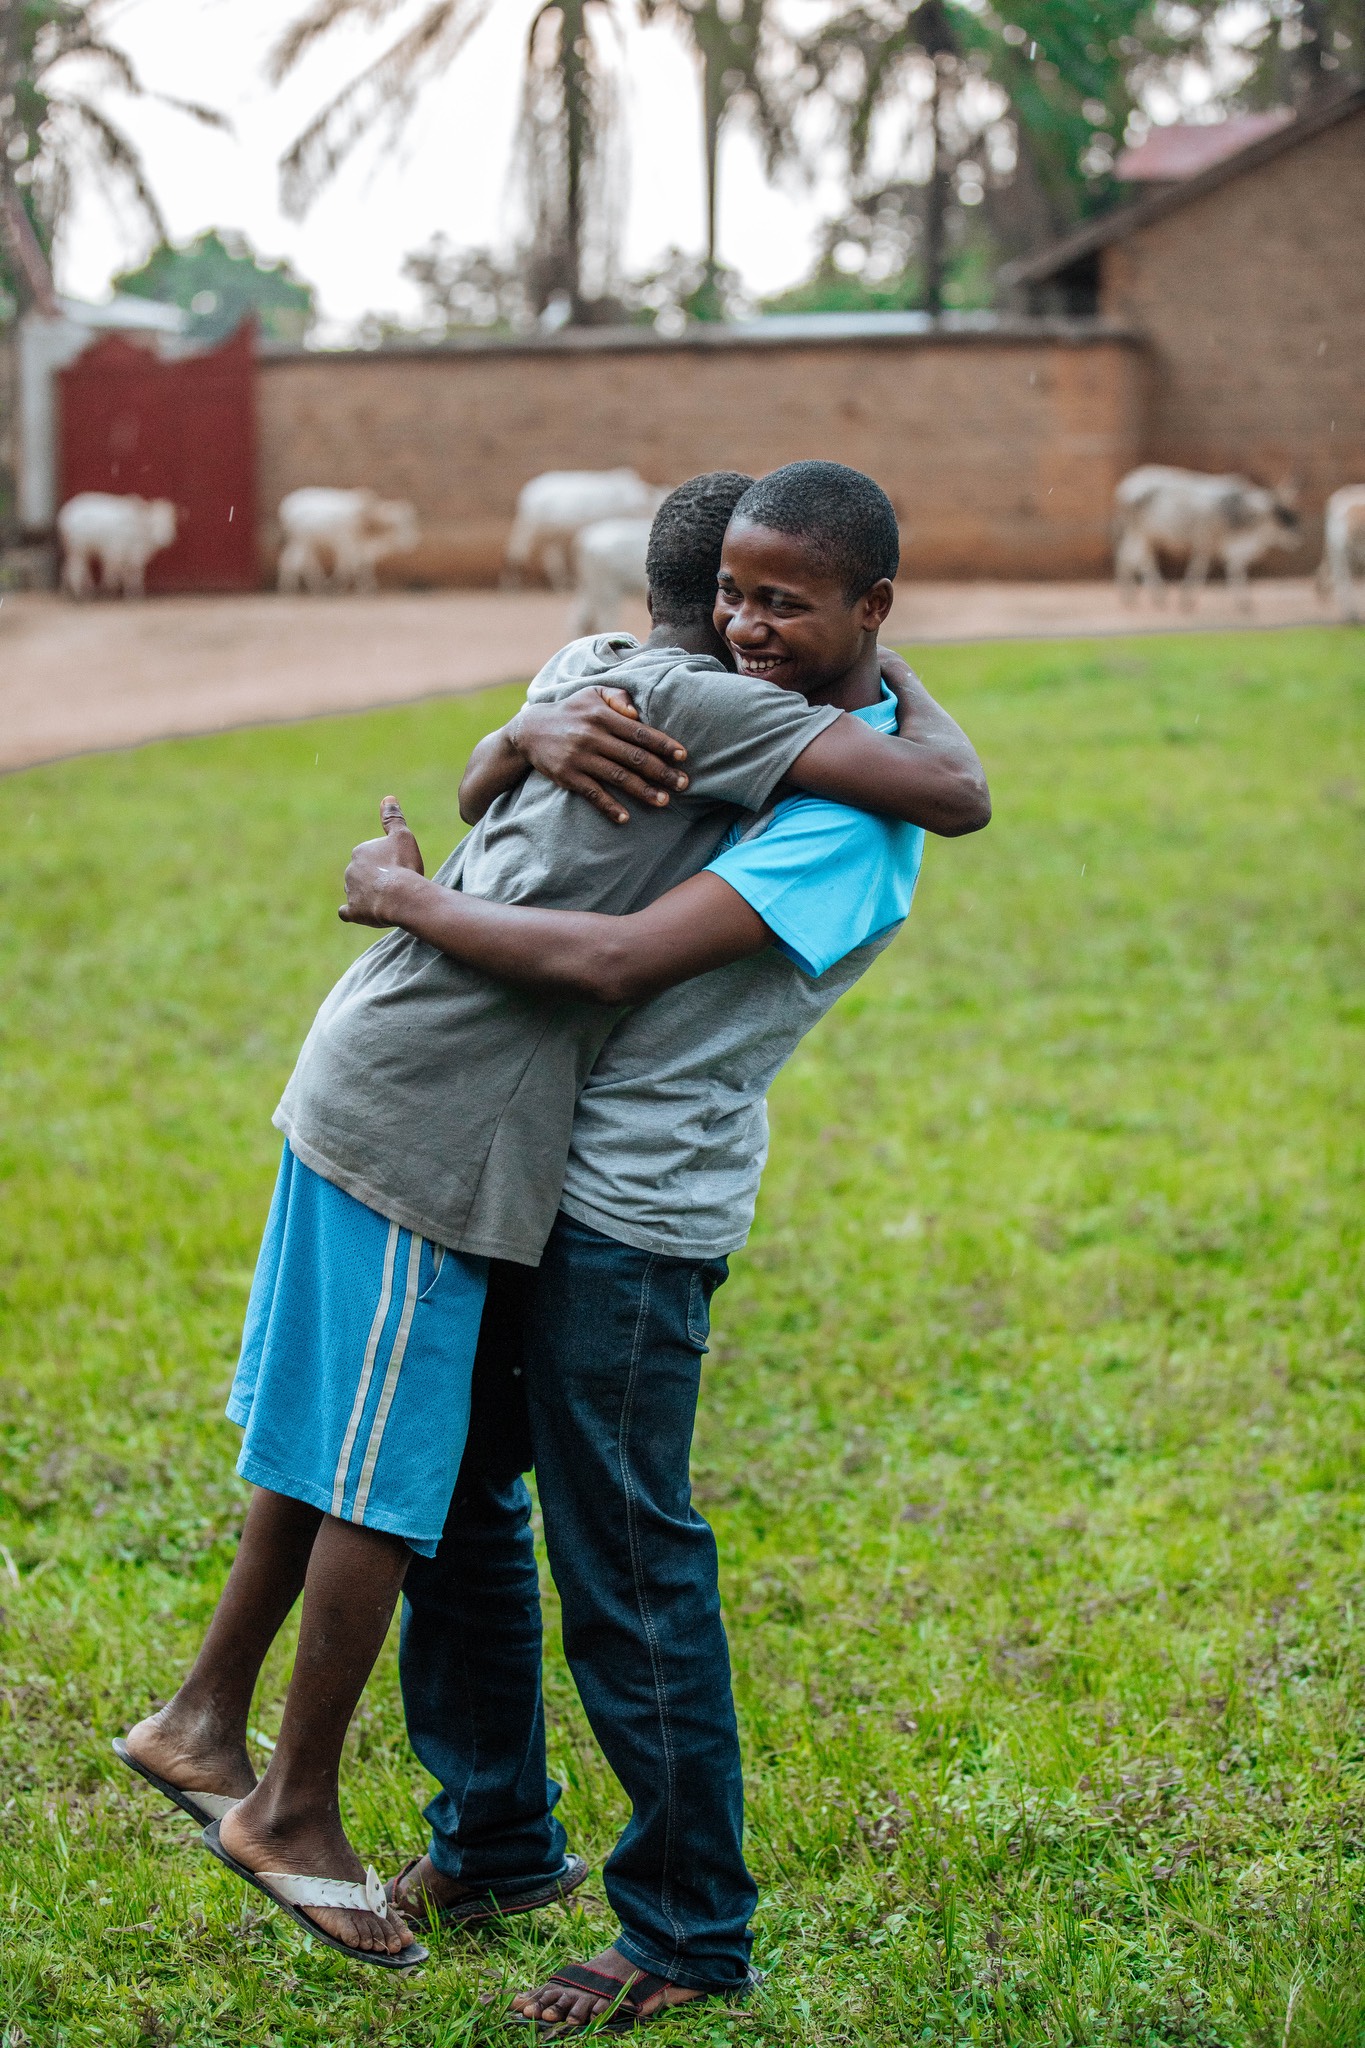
[1,626,1362,2047]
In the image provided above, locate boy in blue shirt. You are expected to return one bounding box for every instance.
[341,464,989,2025]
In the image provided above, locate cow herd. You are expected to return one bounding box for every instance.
[52,465,1365,621]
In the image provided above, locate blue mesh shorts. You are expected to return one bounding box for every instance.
[227,1143,489,1555]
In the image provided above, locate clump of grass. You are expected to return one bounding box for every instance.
[0,629,1361,2045]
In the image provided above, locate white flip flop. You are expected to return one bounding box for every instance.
[202,1819,428,1970]
[112,1736,243,1828]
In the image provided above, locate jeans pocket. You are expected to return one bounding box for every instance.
[417,1240,446,1303]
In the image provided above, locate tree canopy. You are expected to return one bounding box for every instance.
[112,230,316,345]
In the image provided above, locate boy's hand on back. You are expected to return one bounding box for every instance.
[340,797,425,927]
[509,686,689,827]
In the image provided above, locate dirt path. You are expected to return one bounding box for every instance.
[0,577,1332,775]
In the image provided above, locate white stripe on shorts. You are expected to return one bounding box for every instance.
[351,1230,423,1523]
[330,1218,400,1517]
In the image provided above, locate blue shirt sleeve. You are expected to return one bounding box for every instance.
[705,793,926,980]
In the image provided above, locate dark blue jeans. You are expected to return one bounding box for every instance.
[399,1212,756,1992]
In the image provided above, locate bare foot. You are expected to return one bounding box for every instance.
[218,1795,414,1958]
[390,1852,487,1921]
[511,1944,704,2027]
[123,1707,257,1803]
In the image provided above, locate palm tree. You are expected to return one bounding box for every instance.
[0,1,225,314]
[805,0,1170,309]
[517,0,622,320]
[269,0,622,321]
[805,0,974,315]
[637,0,784,317]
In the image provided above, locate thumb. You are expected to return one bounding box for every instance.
[380,795,408,834]
[598,687,639,720]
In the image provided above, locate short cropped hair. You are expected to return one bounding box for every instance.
[732,460,900,597]
[646,471,755,623]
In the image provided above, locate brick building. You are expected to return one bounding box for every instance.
[1002,85,1365,569]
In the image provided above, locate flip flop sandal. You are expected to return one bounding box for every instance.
[525,1964,713,2035]
[201,1819,428,1971]
[388,1851,590,1928]
[112,1736,244,1829]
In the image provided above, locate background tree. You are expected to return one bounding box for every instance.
[516,0,623,321]
[799,0,1200,313]
[270,0,624,323]
[0,1,225,315]
[1170,0,1363,113]
[398,234,530,332]
[269,1,490,221]
[637,0,785,319]
[112,229,316,344]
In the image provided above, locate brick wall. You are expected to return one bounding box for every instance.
[1099,105,1365,566]
[256,322,1147,586]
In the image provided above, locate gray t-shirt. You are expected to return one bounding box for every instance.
[558,934,900,1259]
[273,634,839,1263]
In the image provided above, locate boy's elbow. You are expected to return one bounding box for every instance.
[574,931,662,1007]
[939,763,991,836]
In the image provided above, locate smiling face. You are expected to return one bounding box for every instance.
[714,519,894,705]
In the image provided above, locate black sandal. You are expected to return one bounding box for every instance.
[388,1851,589,1929]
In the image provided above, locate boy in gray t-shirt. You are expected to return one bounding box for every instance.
[115,472,964,1969]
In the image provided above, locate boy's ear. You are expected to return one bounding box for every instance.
[856,578,895,634]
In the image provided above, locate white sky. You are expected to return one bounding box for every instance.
[59,0,843,333]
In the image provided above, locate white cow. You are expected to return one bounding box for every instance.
[277,488,421,594]
[1317,485,1365,621]
[571,516,653,635]
[505,469,666,590]
[57,492,177,599]
[1114,465,1301,607]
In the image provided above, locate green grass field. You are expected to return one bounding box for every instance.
[1,626,1362,2047]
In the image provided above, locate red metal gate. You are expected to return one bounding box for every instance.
[57,323,257,593]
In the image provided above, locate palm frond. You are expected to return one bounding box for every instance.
[147,93,231,130]
[38,33,230,129]
[277,0,489,216]
[53,93,169,238]
[267,0,421,85]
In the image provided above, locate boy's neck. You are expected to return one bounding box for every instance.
[802,636,883,713]
[646,619,725,659]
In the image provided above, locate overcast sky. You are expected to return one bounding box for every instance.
[61,0,844,332]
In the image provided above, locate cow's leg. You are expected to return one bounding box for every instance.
[1328,536,1357,621]
[1179,551,1210,608]
[1132,536,1163,602]
[1114,530,1142,603]
[335,542,364,593]
[302,543,332,596]
[126,554,147,600]
[501,519,535,589]
[543,538,573,592]
[63,547,90,600]
[1219,543,1256,614]
[277,541,306,593]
